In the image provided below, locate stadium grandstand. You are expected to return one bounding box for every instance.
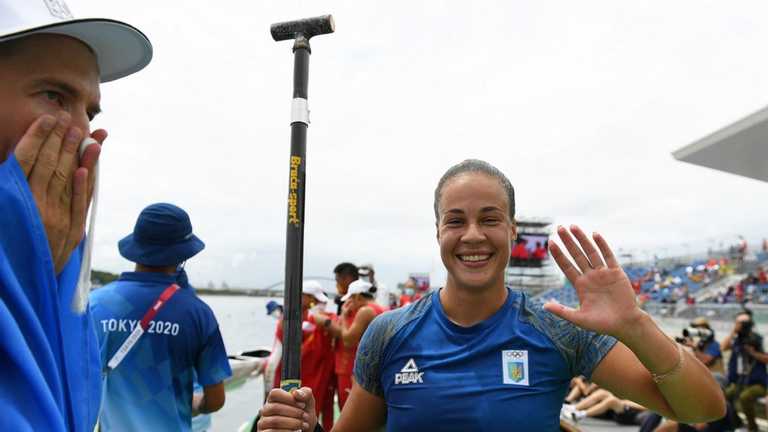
[535,251,768,313]
[536,104,768,325]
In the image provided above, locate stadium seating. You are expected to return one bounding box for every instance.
[532,258,732,307]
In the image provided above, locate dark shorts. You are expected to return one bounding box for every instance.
[670,402,738,432]
[614,406,645,425]
[597,406,647,426]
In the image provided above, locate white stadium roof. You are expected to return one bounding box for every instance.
[673,105,768,183]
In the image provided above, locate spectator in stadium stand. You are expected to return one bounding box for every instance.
[759,267,767,285]
[270,280,336,431]
[532,241,547,261]
[313,279,387,410]
[510,237,529,262]
[638,293,651,307]
[735,283,744,303]
[333,262,358,315]
[721,310,767,432]
[725,285,734,300]
[738,237,748,255]
[746,278,757,302]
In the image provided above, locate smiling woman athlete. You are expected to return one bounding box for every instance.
[257,159,725,432]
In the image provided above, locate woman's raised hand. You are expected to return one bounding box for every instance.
[544,225,642,339]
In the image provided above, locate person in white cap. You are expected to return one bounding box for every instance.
[0,1,151,431]
[313,279,387,411]
[267,280,338,430]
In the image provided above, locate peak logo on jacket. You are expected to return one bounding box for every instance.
[394,358,424,385]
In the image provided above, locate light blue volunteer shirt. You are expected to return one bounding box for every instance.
[0,155,101,432]
[355,289,617,431]
[90,270,232,432]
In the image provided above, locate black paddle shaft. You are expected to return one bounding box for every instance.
[273,15,334,393]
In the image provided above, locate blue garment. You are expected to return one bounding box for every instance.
[191,382,212,432]
[0,155,101,432]
[355,289,617,431]
[701,339,722,360]
[727,334,767,386]
[90,271,232,431]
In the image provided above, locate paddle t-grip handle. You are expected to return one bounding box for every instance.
[271,15,335,42]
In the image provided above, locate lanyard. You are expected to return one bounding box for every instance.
[106,283,180,371]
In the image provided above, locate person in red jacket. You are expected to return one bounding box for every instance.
[511,238,530,261]
[532,241,548,261]
[271,281,336,429]
[314,279,387,410]
[399,278,418,308]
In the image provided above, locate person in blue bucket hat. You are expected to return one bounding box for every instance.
[90,203,232,431]
[266,300,284,319]
[118,202,206,266]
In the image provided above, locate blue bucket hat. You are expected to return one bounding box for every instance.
[266,300,282,315]
[118,203,205,266]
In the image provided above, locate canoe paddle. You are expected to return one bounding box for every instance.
[271,15,335,393]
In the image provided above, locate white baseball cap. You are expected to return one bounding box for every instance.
[0,0,152,82]
[341,279,374,302]
[303,280,329,303]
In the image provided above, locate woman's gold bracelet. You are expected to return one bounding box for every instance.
[651,342,684,384]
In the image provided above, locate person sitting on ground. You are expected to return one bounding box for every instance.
[639,391,739,432]
[562,387,649,425]
[565,376,598,404]
[641,337,739,432]
[90,203,232,431]
[0,1,151,430]
[257,159,725,432]
[644,408,738,432]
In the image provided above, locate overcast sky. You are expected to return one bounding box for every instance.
[75,0,768,291]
